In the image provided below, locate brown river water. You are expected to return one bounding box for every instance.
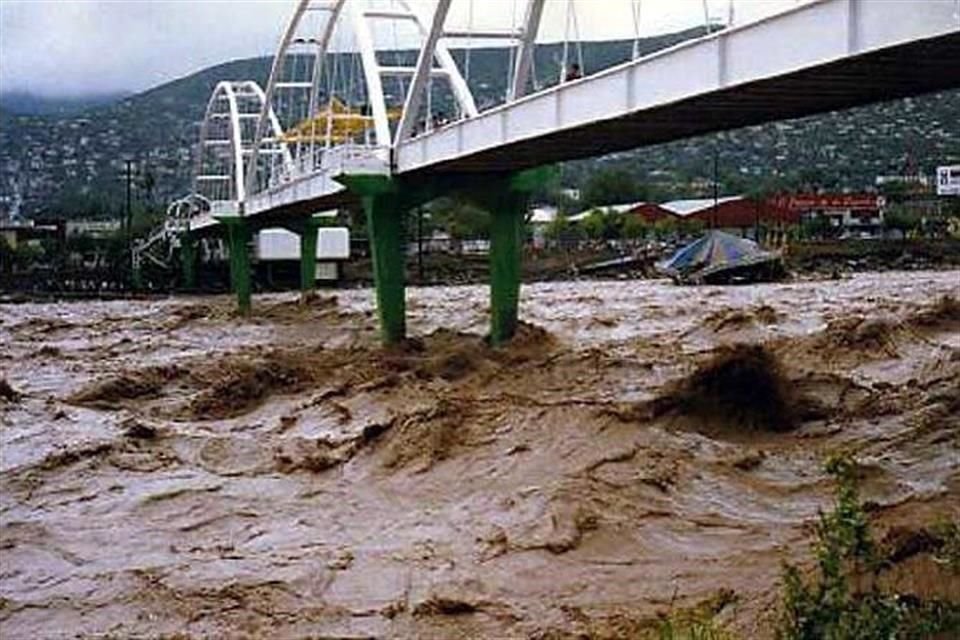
[1,271,958,639]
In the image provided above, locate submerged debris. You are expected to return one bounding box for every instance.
[652,344,801,431]
[0,378,21,403]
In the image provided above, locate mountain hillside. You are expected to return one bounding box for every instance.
[1,29,957,219]
[0,92,131,116]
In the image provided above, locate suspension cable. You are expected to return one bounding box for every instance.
[561,1,569,82]
[464,0,474,118]
[506,0,518,100]
[561,0,583,82]
[324,18,340,151]
[572,1,584,75]
[391,0,407,120]
[632,0,642,59]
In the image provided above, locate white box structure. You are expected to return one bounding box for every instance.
[937,166,960,197]
[317,228,350,260]
[256,227,351,261]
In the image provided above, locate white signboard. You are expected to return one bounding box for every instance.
[937,165,960,197]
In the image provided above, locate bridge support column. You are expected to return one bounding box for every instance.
[488,194,525,346]
[131,262,144,292]
[218,216,252,315]
[473,168,551,346]
[293,218,325,299]
[180,232,197,291]
[340,176,407,345]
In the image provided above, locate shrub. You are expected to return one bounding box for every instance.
[777,454,960,639]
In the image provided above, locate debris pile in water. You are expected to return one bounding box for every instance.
[652,344,801,431]
[0,378,21,403]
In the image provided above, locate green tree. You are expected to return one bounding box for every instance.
[429,197,489,240]
[545,213,571,240]
[581,168,647,208]
[581,209,607,240]
[653,217,678,240]
[677,218,705,238]
[622,214,648,240]
[800,215,834,240]
[883,206,922,237]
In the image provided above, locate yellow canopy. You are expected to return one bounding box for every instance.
[281,98,402,144]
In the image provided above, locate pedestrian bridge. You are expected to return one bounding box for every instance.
[159,0,960,344]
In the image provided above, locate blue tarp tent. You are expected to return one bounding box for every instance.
[658,230,784,284]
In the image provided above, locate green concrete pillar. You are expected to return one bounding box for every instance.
[218,216,252,315]
[489,193,525,346]
[180,232,197,291]
[472,168,553,346]
[339,176,407,344]
[297,220,322,296]
[300,227,318,294]
[131,263,144,291]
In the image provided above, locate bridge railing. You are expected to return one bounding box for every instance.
[262,143,391,193]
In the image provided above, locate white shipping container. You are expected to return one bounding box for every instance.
[256,227,351,261]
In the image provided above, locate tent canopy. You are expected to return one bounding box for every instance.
[658,230,782,284]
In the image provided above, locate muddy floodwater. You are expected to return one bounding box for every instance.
[1,271,958,639]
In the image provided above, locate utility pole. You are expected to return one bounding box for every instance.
[417,206,424,283]
[712,139,720,229]
[125,159,134,256]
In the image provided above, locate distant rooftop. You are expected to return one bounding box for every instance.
[660,196,743,216]
[529,205,558,224]
[569,201,647,221]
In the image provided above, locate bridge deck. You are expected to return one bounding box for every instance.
[397,0,960,174]
[215,0,960,228]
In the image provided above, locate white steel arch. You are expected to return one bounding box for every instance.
[194,80,290,211]
[244,0,501,205]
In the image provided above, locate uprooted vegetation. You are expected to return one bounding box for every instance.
[650,344,805,432]
[1,378,20,403]
[777,454,960,640]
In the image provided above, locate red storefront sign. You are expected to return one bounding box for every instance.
[772,194,883,211]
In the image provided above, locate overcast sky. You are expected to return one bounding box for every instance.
[0,0,803,97]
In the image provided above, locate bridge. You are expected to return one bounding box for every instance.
[142,0,960,345]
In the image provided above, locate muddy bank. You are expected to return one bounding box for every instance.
[1,271,958,639]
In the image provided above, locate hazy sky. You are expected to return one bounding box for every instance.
[0,0,803,97]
